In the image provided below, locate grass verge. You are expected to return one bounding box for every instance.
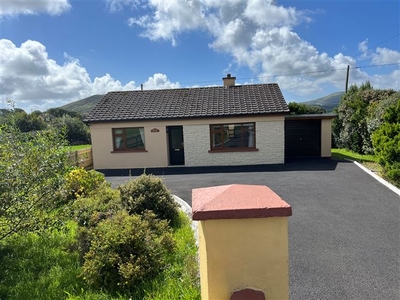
[331,148,377,163]
[0,213,200,300]
[331,148,400,188]
[69,144,91,151]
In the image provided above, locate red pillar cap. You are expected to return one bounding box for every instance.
[192,184,292,221]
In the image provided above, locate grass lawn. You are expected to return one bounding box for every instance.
[69,144,91,151]
[331,148,378,163]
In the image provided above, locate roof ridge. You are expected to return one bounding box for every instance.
[85,83,289,122]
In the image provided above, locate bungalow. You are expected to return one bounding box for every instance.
[84,75,333,174]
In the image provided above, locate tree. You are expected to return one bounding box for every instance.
[0,124,71,241]
[288,102,326,115]
[13,110,47,132]
[54,114,91,145]
[46,107,82,120]
[332,82,396,154]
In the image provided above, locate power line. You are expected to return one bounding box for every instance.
[353,33,400,59]
[174,62,400,86]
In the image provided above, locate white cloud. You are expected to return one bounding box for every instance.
[142,73,180,89]
[124,0,400,97]
[0,39,179,111]
[127,0,205,46]
[106,0,140,12]
[0,0,71,16]
[358,39,369,59]
[371,47,400,65]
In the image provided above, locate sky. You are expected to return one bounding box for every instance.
[0,0,399,112]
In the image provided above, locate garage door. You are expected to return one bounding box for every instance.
[285,119,321,158]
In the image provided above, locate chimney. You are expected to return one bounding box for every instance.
[223,74,236,87]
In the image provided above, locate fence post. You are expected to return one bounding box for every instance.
[192,184,292,300]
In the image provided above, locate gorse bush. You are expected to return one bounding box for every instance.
[70,182,122,228]
[81,210,175,291]
[71,183,123,260]
[118,174,179,224]
[64,168,106,199]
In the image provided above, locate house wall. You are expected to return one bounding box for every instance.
[321,119,332,157]
[90,115,285,169]
[184,120,284,166]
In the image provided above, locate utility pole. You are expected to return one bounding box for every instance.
[345,65,350,93]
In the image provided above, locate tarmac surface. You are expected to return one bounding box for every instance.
[106,158,400,300]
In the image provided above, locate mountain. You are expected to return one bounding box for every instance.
[303,91,344,111]
[59,94,104,115]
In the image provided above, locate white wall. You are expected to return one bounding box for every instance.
[183,121,285,166]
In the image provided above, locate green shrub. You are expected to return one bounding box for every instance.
[372,101,400,185]
[70,183,122,228]
[372,122,400,184]
[64,168,106,199]
[70,183,123,261]
[81,210,175,291]
[118,174,179,224]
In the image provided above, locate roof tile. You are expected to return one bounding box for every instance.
[85,83,289,122]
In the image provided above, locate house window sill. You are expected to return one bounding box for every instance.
[208,148,259,153]
[111,149,148,153]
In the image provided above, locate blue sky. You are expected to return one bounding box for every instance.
[1,0,399,112]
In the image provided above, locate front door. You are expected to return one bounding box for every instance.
[168,126,185,165]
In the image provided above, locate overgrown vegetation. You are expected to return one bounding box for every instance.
[0,106,90,145]
[0,123,71,241]
[333,82,399,185]
[0,121,199,298]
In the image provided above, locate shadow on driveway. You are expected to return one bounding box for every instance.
[100,158,346,177]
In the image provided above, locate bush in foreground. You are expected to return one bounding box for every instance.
[118,174,179,224]
[64,168,106,200]
[81,210,175,291]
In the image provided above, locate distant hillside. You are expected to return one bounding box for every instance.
[60,94,104,115]
[303,91,344,111]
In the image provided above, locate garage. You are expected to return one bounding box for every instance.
[284,114,336,159]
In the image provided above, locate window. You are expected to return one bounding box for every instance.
[210,123,255,150]
[112,127,145,151]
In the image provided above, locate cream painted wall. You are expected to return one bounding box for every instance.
[321,119,332,157]
[89,115,285,169]
[90,123,169,169]
[198,217,290,300]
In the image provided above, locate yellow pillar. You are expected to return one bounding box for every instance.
[192,184,292,300]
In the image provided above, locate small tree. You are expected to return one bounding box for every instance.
[0,124,71,241]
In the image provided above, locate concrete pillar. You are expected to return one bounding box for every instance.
[192,184,292,300]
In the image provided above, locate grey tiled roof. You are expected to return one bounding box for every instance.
[85,83,289,122]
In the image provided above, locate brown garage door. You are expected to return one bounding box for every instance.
[285,119,321,158]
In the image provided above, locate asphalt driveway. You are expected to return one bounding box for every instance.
[106,159,400,300]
